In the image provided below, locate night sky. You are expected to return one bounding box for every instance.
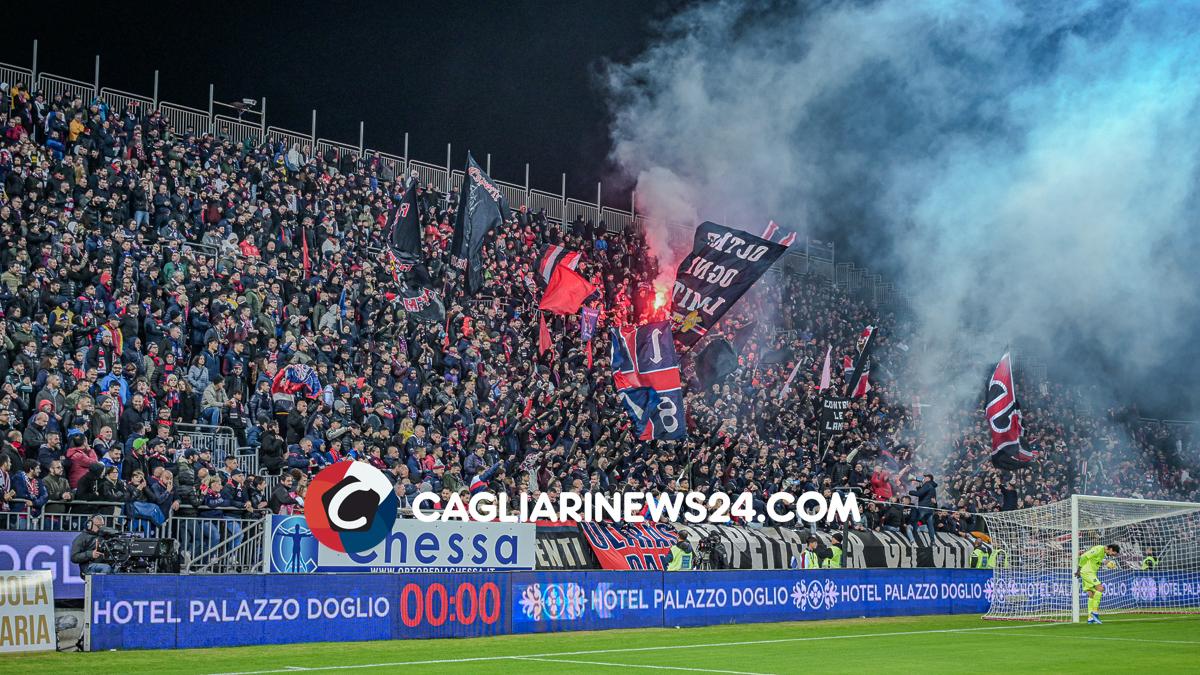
[0,1,677,207]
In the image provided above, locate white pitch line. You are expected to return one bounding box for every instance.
[1002,632,1200,646]
[206,616,1199,675]
[514,655,775,675]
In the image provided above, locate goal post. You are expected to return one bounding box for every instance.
[981,494,1200,622]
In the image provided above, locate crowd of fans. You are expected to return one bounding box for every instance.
[0,79,1196,545]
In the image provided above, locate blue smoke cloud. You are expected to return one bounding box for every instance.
[605,0,1200,417]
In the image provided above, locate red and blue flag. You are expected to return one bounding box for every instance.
[611,320,686,440]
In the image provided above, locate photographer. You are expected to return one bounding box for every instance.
[908,473,939,545]
[70,515,112,575]
[667,530,695,571]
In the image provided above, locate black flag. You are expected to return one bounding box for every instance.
[671,222,787,352]
[695,339,738,389]
[846,326,875,398]
[389,175,422,257]
[395,287,445,324]
[451,152,510,294]
[731,321,757,353]
[759,346,793,365]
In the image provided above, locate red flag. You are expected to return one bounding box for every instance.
[586,340,593,369]
[539,264,595,315]
[522,396,534,419]
[988,351,1034,469]
[779,231,797,246]
[818,345,832,391]
[538,245,581,284]
[538,311,551,355]
[762,220,779,241]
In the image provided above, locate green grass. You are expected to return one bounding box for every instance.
[9,614,1199,674]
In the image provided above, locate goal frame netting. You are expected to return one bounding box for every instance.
[981,494,1200,623]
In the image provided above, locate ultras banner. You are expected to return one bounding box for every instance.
[577,522,678,570]
[670,222,787,351]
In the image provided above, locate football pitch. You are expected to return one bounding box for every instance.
[8,614,1198,674]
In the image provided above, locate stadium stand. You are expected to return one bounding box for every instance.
[0,57,1196,572]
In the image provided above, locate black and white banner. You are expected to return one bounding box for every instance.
[839,531,974,569]
[670,222,787,352]
[534,523,597,570]
[675,524,796,569]
[534,522,976,571]
[821,396,851,433]
[691,527,974,570]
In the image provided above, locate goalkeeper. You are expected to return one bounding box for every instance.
[1075,543,1120,624]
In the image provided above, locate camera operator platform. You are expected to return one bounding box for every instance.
[71,515,114,575]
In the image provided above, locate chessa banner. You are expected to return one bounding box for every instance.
[266,515,536,573]
[577,522,678,570]
[671,222,787,351]
[0,531,84,599]
[89,573,510,650]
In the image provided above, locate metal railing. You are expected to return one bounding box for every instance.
[0,509,121,532]
[174,422,238,461]
[98,86,153,113]
[234,449,260,476]
[159,101,210,135]
[213,114,262,146]
[184,515,267,574]
[316,137,361,165]
[1,510,262,571]
[408,159,449,192]
[0,63,33,91]
[528,189,564,223]
[0,44,908,308]
[39,72,92,104]
[265,125,312,153]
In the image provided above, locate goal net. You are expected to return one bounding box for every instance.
[981,495,1200,622]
